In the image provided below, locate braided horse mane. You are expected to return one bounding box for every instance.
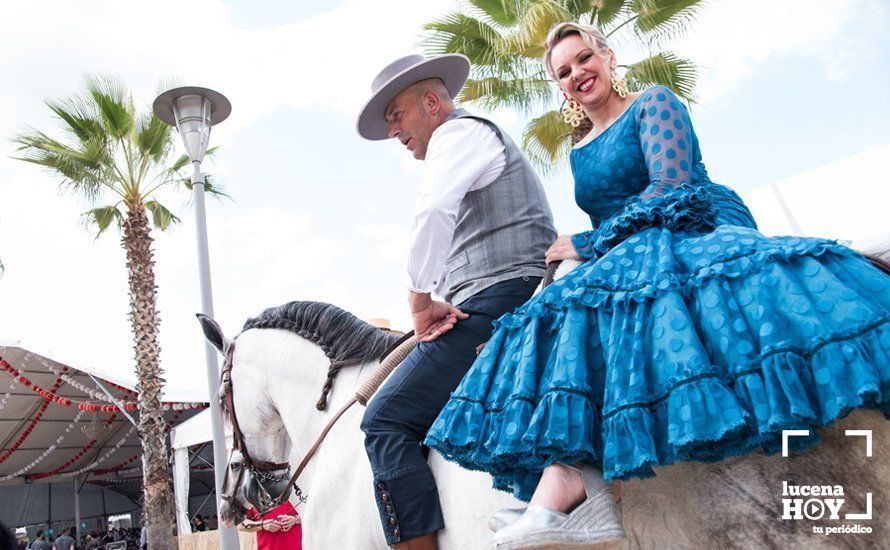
[241,301,401,410]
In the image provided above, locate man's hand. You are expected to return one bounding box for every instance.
[277,514,300,531]
[409,292,469,342]
[545,235,582,265]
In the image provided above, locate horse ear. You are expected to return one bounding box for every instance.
[196,313,228,353]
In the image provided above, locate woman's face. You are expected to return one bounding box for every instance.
[550,33,614,109]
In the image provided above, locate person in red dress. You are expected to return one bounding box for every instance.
[239,501,302,550]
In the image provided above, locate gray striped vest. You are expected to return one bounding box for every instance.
[441,109,557,305]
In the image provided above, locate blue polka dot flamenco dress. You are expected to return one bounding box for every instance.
[424,85,890,502]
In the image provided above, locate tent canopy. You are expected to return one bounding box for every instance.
[0,343,208,528]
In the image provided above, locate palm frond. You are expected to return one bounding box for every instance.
[45,96,105,145]
[137,112,172,162]
[164,145,219,177]
[521,109,573,172]
[502,0,573,59]
[144,200,180,231]
[84,75,135,140]
[424,12,521,76]
[82,205,123,237]
[590,0,629,27]
[468,0,526,26]
[178,174,230,200]
[624,51,698,102]
[461,75,554,112]
[630,0,706,40]
[12,131,112,199]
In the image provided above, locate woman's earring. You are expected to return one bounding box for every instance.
[562,96,585,127]
[610,59,629,99]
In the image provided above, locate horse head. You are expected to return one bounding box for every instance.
[197,314,295,527]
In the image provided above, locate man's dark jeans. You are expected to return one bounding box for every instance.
[360,276,541,545]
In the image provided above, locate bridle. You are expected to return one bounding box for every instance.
[219,330,417,516]
[219,342,295,516]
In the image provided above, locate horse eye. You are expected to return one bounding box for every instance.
[231,463,241,470]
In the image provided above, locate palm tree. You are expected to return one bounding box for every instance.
[12,75,224,550]
[424,0,704,171]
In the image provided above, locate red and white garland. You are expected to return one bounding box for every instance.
[0,354,209,480]
[92,453,139,476]
[0,356,207,414]
[89,475,142,486]
[28,413,117,480]
[59,424,137,479]
[0,410,87,481]
[0,374,66,465]
[0,379,16,411]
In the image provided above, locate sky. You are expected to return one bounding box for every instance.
[0,0,888,394]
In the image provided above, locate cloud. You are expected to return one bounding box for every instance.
[356,222,410,264]
[0,0,451,139]
[668,0,869,104]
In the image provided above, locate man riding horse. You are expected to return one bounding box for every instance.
[356,54,557,548]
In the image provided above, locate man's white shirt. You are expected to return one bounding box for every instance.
[407,117,506,297]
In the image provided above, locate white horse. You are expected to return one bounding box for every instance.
[200,263,890,549]
[200,302,524,549]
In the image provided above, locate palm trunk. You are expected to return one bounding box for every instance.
[122,203,173,549]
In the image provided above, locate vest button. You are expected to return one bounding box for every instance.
[389,518,396,526]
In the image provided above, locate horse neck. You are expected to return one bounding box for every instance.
[233,328,375,477]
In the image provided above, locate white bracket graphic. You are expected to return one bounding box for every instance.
[782,430,810,457]
[846,492,873,520]
[844,430,873,457]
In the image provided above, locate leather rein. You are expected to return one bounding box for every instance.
[220,330,416,512]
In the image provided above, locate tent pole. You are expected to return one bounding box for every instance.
[74,475,81,542]
[87,373,138,428]
[102,487,107,532]
[769,181,803,235]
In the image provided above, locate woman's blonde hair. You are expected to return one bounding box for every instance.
[543,22,611,78]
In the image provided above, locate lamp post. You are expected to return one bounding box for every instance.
[153,87,238,549]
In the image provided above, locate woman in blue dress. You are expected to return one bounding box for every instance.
[424,22,890,550]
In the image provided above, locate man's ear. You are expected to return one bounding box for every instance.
[423,90,441,115]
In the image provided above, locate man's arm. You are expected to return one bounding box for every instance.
[405,118,505,340]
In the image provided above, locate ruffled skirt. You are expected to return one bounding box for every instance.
[424,225,890,501]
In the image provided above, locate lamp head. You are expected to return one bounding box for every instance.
[153,86,230,164]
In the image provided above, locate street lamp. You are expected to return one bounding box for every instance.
[153,87,238,550]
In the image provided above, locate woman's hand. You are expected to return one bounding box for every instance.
[277,514,300,531]
[262,520,282,532]
[545,235,582,265]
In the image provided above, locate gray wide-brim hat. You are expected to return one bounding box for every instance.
[356,53,470,140]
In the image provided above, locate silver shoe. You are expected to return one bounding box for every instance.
[490,465,626,550]
[489,507,526,532]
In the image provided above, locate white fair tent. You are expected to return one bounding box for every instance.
[738,144,890,252]
[169,407,233,536]
[0,342,208,539]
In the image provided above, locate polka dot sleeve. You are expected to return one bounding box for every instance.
[570,87,716,260]
[637,87,694,199]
